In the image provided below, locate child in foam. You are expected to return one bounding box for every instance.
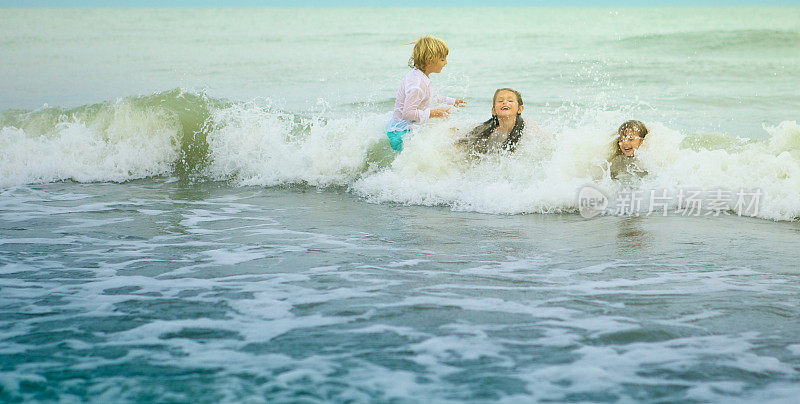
[609,120,648,179]
[463,88,526,154]
[386,35,466,151]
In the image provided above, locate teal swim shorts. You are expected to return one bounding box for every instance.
[386,130,410,151]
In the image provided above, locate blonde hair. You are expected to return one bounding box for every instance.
[408,35,449,71]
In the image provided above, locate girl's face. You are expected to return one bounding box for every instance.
[618,129,644,157]
[492,90,523,119]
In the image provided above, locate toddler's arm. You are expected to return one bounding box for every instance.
[430,108,450,118]
[437,95,467,108]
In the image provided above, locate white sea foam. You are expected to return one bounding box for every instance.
[0,99,179,187]
[205,102,385,187]
[347,115,800,220]
[789,344,800,355]
[3,93,799,221]
[1,242,796,403]
[517,334,793,402]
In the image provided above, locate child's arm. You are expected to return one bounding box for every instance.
[402,86,458,121]
[402,87,454,121]
[438,95,467,108]
[430,108,450,118]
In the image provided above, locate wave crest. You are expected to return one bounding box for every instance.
[2,90,799,220]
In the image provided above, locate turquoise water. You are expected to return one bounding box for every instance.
[3,181,800,402]
[1,7,800,403]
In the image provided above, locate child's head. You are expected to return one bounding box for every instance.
[491,88,524,120]
[409,35,449,72]
[616,120,648,157]
[470,88,526,152]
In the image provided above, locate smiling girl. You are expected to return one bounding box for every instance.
[465,88,526,154]
[609,120,648,179]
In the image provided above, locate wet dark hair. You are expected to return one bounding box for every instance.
[617,120,648,139]
[611,120,649,159]
[469,88,525,153]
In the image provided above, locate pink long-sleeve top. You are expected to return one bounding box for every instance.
[386,68,456,133]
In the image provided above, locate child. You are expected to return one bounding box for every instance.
[465,88,526,154]
[386,35,466,151]
[609,120,648,179]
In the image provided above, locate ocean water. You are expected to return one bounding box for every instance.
[1,6,800,403]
